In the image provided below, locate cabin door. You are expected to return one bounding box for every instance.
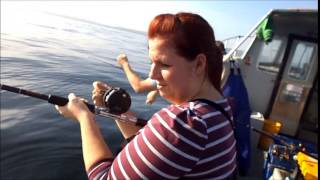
[267,35,318,136]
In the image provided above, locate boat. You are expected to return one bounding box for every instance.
[221,9,318,179]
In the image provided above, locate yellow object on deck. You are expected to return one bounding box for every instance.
[296,152,318,180]
[258,120,282,150]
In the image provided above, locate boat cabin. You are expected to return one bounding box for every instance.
[222,9,318,144]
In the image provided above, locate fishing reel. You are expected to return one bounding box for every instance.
[102,87,131,115]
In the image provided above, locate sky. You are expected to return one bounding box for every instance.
[1,1,318,40]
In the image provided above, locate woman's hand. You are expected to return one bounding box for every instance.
[117,53,129,67]
[55,93,94,123]
[92,81,110,107]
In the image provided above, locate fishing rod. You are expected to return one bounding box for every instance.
[0,84,147,126]
[4,84,316,159]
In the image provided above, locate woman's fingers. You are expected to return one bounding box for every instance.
[93,81,109,90]
[92,81,109,107]
[68,93,76,101]
[92,90,104,106]
[55,93,94,123]
[55,105,63,113]
[92,94,103,106]
[81,98,88,104]
[55,94,75,115]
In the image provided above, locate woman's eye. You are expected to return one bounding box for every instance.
[160,62,170,68]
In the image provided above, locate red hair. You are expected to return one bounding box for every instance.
[148,12,223,92]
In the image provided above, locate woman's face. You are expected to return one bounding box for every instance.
[148,37,200,104]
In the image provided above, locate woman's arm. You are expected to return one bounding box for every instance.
[79,114,113,171]
[55,93,113,171]
[114,116,142,139]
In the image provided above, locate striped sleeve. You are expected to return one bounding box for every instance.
[99,105,208,179]
[87,158,113,180]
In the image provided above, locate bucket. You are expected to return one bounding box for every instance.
[258,120,282,150]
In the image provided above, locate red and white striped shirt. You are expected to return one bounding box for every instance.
[88,99,237,179]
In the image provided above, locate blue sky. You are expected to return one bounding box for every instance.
[194,1,318,39]
[1,1,318,40]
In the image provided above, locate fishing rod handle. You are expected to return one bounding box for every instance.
[48,95,96,113]
[119,114,147,126]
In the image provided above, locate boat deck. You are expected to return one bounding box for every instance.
[237,113,268,179]
[237,145,267,179]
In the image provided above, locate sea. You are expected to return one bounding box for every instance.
[0,11,169,180]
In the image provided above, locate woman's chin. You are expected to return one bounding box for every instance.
[158,90,165,97]
[158,90,170,99]
[158,91,176,103]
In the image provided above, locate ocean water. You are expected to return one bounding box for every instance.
[0,11,168,180]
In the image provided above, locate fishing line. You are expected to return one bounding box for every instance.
[93,56,122,70]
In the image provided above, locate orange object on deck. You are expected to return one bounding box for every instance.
[258,120,282,150]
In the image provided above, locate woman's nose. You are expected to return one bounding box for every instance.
[149,63,160,80]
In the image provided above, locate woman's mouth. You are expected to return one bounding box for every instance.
[157,84,166,89]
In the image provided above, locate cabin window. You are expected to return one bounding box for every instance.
[257,38,284,73]
[288,42,315,81]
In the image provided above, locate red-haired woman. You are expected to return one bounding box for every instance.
[56,12,237,179]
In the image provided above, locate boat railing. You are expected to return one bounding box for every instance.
[224,9,274,62]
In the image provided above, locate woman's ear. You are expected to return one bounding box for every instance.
[194,53,207,75]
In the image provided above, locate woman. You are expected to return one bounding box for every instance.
[56,12,237,179]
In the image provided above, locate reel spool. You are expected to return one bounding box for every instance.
[103,87,131,115]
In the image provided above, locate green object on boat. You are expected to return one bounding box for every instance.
[256,17,273,43]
